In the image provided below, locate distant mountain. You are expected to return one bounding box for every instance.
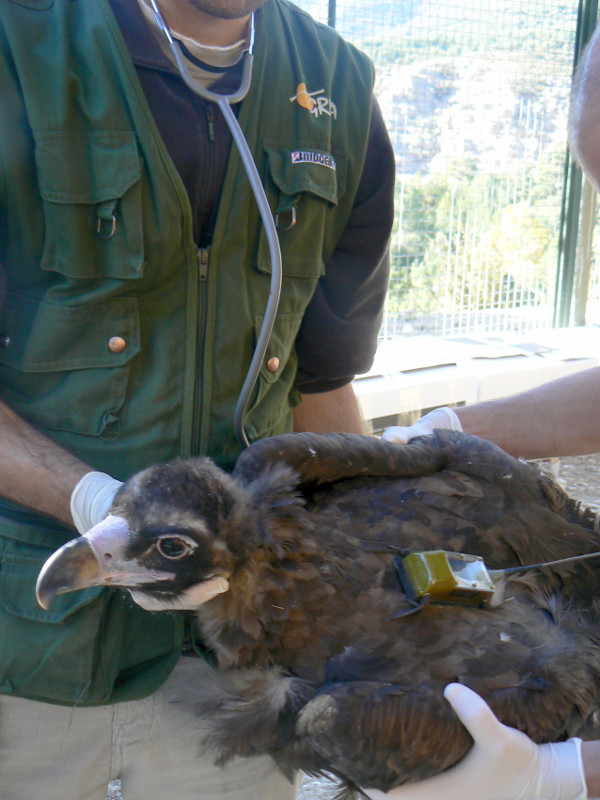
[376,52,571,176]
[293,0,578,178]
[295,0,576,60]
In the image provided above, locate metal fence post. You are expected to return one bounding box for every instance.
[327,0,336,28]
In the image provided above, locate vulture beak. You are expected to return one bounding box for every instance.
[36,515,175,610]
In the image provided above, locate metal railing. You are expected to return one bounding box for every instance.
[296,0,600,337]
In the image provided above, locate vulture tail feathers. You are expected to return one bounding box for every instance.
[170,665,315,768]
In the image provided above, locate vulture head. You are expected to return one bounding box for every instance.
[37,458,268,612]
[35,431,600,798]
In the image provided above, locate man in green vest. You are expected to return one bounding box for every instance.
[0,0,394,796]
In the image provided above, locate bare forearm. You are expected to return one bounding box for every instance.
[570,25,600,191]
[293,383,368,434]
[0,400,91,526]
[455,367,600,459]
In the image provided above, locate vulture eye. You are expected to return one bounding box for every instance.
[156,536,195,560]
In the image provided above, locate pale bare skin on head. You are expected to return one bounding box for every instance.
[154,0,268,45]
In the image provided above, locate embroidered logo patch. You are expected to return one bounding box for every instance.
[291,151,337,170]
[290,83,337,119]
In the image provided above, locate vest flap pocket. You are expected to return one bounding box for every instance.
[263,144,344,205]
[0,551,104,624]
[243,312,303,443]
[0,293,140,372]
[256,142,347,279]
[35,130,140,204]
[0,294,140,437]
[254,312,304,385]
[0,538,113,704]
[9,0,55,8]
[34,130,144,280]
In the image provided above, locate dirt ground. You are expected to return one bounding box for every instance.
[105,453,600,800]
[555,452,600,514]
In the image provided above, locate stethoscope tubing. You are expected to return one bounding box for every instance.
[148,2,283,448]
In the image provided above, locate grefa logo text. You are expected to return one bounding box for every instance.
[290,83,337,119]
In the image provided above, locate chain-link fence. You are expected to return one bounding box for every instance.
[297,0,593,338]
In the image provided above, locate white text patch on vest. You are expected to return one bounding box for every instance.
[291,151,336,170]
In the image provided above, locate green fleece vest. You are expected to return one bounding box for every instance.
[0,0,374,704]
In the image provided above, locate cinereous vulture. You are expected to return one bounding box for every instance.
[36,430,600,798]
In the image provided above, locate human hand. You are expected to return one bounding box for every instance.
[363,684,586,800]
[382,407,463,444]
[70,471,123,535]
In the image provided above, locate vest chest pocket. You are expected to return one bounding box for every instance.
[256,142,347,284]
[34,130,144,280]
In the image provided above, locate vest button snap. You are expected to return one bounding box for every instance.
[0,335,10,349]
[266,356,280,373]
[108,336,127,354]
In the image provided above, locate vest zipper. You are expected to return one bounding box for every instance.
[192,246,210,452]
[197,247,210,280]
[206,105,215,142]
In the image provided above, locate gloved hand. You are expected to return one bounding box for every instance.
[382,407,463,444]
[70,471,123,535]
[364,684,586,800]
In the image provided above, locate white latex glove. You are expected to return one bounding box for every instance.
[70,471,123,535]
[382,407,463,444]
[364,683,586,800]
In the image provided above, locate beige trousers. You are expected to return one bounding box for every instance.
[0,658,301,800]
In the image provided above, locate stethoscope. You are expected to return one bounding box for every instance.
[148,1,282,449]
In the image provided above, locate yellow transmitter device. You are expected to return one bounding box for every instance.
[400,550,497,606]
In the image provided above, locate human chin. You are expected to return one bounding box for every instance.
[188,0,268,20]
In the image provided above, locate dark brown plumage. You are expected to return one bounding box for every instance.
[36,431,600,797]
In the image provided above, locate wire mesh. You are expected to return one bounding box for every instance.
[295,0,581,337]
